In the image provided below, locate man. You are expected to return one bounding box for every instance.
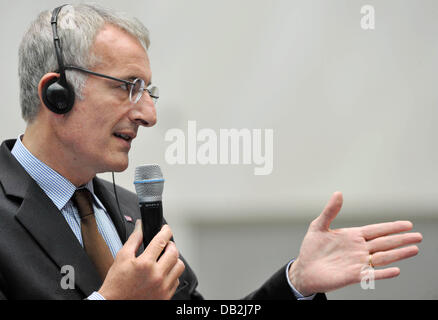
[0,4,422,300]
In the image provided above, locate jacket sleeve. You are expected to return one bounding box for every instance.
[241,263,327,300]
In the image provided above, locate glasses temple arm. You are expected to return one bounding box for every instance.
[64,65,135,86]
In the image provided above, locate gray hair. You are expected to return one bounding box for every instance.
[18,3,150,123]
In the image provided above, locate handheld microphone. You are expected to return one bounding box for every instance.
[134,165,165,251]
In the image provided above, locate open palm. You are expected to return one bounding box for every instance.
[289,192,422,296]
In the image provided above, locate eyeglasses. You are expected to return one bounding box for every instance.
[64,65,159,104]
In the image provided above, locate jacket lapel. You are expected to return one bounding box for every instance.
[15,185,103,297]
[1,140,102,297]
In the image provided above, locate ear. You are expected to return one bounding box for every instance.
[38,73,61,108]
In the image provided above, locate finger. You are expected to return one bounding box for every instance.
[367,232,423,254]
[120,219,143,258]
[166,259,185,287]
[157,241,179,274]
[361,221,413,241]
[361,267,400,281]
[371,245,419,267]
[374,267,400,280]
[162,259,185,299]
[311,192,343,231]
[168,279,180,299]
[143,225,173,261]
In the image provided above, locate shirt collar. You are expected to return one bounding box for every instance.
[11,135,99,211]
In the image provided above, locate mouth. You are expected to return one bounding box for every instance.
[113,131,136,144]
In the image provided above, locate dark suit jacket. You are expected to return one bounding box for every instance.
[0,139,325,300]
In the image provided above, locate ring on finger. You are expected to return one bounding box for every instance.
[368,254,375,268]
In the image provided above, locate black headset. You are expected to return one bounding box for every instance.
[42,5,75,114]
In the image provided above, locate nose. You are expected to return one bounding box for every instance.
[127,93,157,127]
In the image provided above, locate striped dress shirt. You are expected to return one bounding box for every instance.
[11,136,121,300]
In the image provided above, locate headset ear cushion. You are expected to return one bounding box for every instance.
[42,77,75,114]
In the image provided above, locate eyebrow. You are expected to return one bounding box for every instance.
[124,75,152,87]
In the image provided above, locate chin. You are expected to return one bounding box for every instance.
[113,161,129,173]
[103,156,129,173]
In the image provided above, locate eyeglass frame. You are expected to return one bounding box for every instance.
[63,65,159,104]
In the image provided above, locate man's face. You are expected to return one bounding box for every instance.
[55,24,156,174]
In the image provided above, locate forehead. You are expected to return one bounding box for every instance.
[91,24,151,80]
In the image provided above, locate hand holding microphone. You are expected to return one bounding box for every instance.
[98,165,185,300]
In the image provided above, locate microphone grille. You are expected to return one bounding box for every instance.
[134,164,164,203]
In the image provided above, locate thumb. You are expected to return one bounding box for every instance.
[312,191,343,231]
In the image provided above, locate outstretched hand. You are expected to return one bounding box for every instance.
[289,192,423,297]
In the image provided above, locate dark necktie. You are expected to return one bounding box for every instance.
[72,189,114,281]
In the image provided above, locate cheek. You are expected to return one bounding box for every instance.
[75,101,113,130]
[63,112,112,150]
[65,94,126,150]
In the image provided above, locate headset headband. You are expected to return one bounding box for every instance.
[51,5,69,85]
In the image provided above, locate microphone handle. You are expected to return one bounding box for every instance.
[140,201,164,252]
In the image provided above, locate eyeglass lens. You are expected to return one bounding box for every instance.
[129,79,159,104]
[130,79,144,104]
